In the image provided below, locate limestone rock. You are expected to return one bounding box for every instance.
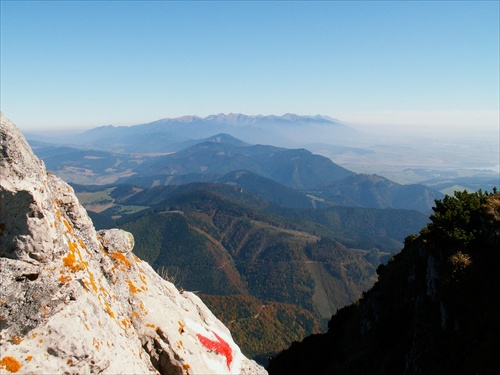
[0,113,267,375]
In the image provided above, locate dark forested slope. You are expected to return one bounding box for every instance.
[268,190,500,375]
[112,185,428,361]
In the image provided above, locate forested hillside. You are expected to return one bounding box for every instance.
[268,190,500,374]
[80,183,430,362]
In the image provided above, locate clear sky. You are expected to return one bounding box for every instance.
[1,0,499,133]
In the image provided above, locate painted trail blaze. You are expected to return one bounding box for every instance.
[197,331,233,370]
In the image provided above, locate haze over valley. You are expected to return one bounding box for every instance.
[26,113,499,196]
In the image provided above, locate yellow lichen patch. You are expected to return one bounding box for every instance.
[121,319,131,328]
[104,301,115,318]
[183,363,191,371]
[0,356,22,373]
[99,286,108,297]
[39,338,43,343]
[146,323,155,328]
[109,252,131,269]
[139,300,147,314]
[83,322,90,331]
[87,271,98,293]
[58,275,72,284]
[10,335,23,344]
[92,338,101,349]
[131,311,140,319]
[67,359,73,365]
[139,273,148,285]
[126,280,139,294]
[176,340,183,349]
[98,321,102,327]
[62,219,74,234]
[25,356,33,362]
[178,321,185,334]
[30,333,38,339]
[133,255,141,262]
[63,242,86,272]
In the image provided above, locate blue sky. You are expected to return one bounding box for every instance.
[1,1,499,133]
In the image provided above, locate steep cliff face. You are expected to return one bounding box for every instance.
[268,189,500,375]
[0,113,266,374]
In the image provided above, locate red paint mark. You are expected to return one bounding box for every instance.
[197,331,233,370]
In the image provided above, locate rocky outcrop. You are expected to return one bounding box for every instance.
[0,113,266,374]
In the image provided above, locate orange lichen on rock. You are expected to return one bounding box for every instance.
[87,271,98,293]
[99,286,108,297]
[25,356,33,362]
[62,219,74,234]
[104,301,115,318]
[109,252,131,269]
[0,356,22,373]
[58,275,72,284]
[10,335,23,344]
[178,321,185,334]
[139,273,148,285]
[126,280,139,294]
[63,241,86,272]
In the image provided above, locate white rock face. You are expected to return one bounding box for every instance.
[0,113,267,375]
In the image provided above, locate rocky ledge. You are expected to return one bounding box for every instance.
[0,113,266,374]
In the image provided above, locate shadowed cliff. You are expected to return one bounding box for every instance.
[268,189,500,375]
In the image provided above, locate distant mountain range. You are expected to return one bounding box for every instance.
[26,112,498,195]
[30,132,442,212]
[28,113,358,153]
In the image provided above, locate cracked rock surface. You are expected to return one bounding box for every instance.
[0,113,267,374]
